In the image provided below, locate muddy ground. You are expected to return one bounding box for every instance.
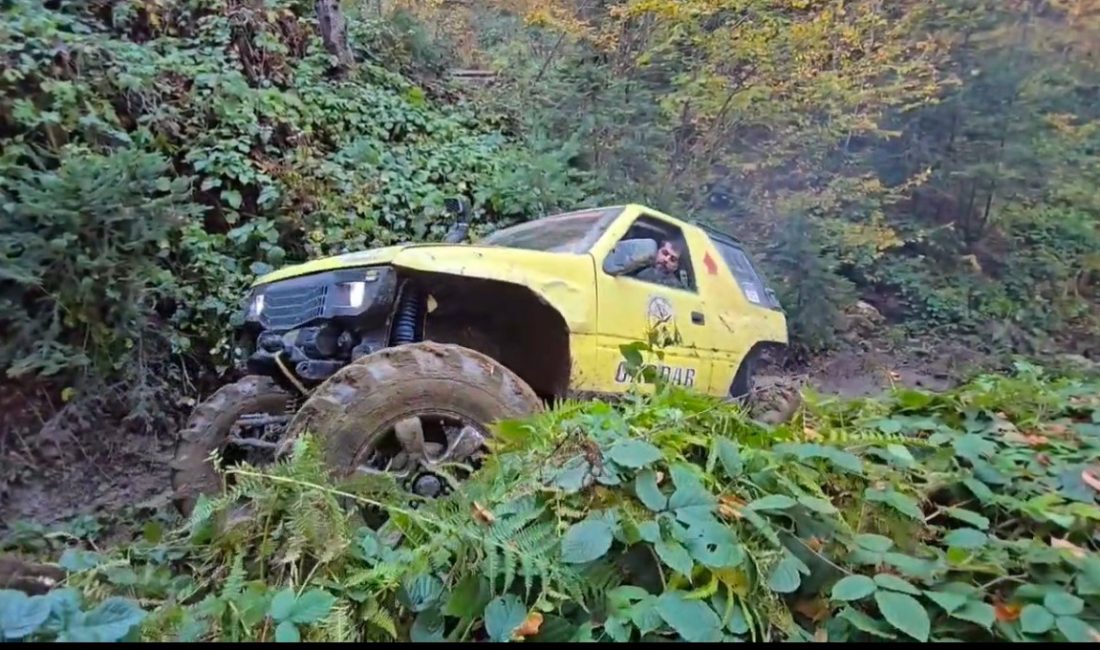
[0,334,999,533]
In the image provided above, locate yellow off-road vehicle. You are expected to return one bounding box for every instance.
[170,202,788,513]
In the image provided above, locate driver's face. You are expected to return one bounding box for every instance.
[656,242,680,272]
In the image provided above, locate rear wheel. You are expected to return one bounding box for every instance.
[170,376,293,516]
[284,341,543,497]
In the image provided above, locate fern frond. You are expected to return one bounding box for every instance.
[222,554,245,599]
[362,599,398,640]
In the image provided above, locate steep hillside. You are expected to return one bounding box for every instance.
[0,0,593,497]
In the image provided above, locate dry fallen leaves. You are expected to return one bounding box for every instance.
[513,612,543,640]
[994,602,1021,623]
[1083,469,1100,493]
[803,425,821,441]
[1042,423,1070,437]
[718,494,746,521]
[472,502,495,525]
[793,598,830,623]
[1051,537,1087,559]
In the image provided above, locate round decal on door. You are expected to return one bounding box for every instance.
[647,296,674,327]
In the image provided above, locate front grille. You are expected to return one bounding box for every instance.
[260,284,328,330]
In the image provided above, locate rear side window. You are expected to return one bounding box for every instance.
[713,241,771,307]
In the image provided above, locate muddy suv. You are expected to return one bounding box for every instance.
[170,203,787,513]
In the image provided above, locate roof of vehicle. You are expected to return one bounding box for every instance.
[615,203,745,247]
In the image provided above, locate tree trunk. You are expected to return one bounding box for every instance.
[316,0,355,72]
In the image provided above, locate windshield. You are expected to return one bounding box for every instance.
[478,207,621,253]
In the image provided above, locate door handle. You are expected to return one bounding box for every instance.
[691,311,705,325]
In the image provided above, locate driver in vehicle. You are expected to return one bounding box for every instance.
[635,239,686,288]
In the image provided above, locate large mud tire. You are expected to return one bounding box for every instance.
[283,341,542,477]
[170,376,293,516]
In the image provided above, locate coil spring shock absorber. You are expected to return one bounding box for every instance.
[390,284,425,345]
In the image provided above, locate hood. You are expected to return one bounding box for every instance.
[250,241,541,287]
[251,245,408,286]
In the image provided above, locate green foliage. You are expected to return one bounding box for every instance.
[0,588,145,642]
[28,364,1100,642]
[0,0,594,406]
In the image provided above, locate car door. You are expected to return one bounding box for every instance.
[699,232,783,394]
[592,208,713,392]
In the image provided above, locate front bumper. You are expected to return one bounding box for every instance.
[239,266,398,381]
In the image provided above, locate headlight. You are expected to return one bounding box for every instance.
[332,281,367,308]
[246,292,265,320]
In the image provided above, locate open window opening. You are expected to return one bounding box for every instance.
[612,215,697,292]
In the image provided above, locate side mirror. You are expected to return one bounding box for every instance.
[603,238,658,276]
[442,197,471,243]
[444,197,470,219]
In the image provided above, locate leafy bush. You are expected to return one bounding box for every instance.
[24,364,1098,642]
[0,147,200,380]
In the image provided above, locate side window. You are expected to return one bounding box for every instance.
[714,241,768,306]
[612,215,697,292]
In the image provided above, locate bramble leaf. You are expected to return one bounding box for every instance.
[561,519,614,564]
[831,575,877,601]
[275,621,299,643]
[607,439,662,468]
[874,591,930,641]
[924,590,967,614]
[950,600,995,629]
[943,528,988,550]
[1055,616,1099,642]
[484,595,527,642]
[0,590,51,640]
[1019,604,1054,634]
[767,553,808,594]
[635,470,667,512]
[716,438,743,478]
[1043,591,1083,617]
[655,592,722,642]
[655,540,694,577]
[873,573,920,595]
[746,495,797,512]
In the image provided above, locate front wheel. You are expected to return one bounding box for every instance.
[170,376,293,516]
[284,341,543,497]
[729,352,757,401]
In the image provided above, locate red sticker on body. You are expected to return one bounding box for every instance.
[703,252,718,275]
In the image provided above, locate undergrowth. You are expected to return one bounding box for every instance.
[2,363,1099,642]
